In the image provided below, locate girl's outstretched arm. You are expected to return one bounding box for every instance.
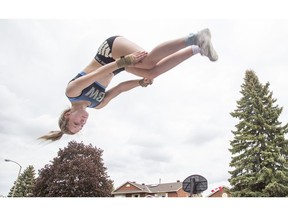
[96,78,152,109]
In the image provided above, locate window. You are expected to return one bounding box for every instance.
[155,193,168,198]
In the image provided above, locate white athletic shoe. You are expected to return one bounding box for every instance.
[196,28,218,62]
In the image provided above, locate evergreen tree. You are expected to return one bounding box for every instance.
[229,70,288,197]
[8,165,36,197]
[33,140,113,197]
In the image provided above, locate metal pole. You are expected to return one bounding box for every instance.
[4,159,22,197]
[190,178,196,197]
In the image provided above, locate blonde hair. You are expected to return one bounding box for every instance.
[38,108,74,142]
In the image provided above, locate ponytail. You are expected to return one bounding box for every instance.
[38,108,73,142]
[38,130,64,142]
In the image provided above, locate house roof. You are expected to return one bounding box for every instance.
[112,181,183,195]
[149,182,183,193]
[207,186,230,197]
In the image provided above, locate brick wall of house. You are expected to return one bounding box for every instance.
[167,192,178,197]
[176,189,190,197]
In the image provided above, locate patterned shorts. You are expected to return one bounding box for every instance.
[94,36,124,75]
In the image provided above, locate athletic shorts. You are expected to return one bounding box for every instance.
[94,36,124,75]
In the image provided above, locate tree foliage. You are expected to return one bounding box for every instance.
[8,165,36,197]
[33,140,113,197]
[229,70,288,197]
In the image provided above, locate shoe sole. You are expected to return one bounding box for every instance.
[197,28,218,61]
[205,40,218,61]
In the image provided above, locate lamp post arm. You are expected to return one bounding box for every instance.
[4,159,22,197]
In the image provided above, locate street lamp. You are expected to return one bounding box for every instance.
[4,159,22,197]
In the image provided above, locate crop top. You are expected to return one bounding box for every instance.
[67,72,106,108]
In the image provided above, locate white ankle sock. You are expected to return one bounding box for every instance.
[191,45,201,55]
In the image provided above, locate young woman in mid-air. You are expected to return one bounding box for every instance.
[39,28,218,142]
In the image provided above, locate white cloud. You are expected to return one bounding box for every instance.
[1,19,288,199]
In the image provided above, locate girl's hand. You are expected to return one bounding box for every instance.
[116,51,148,68]
[128,51,148,65]
[139,78,153,87]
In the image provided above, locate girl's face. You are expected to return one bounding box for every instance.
[65,109,89,134]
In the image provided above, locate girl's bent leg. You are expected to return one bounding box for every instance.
[126,47,193,79]
[139,37,187,68]
[112,36,187,70]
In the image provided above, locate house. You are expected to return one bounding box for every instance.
[207,186,231,197]
[112,181,190,197]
